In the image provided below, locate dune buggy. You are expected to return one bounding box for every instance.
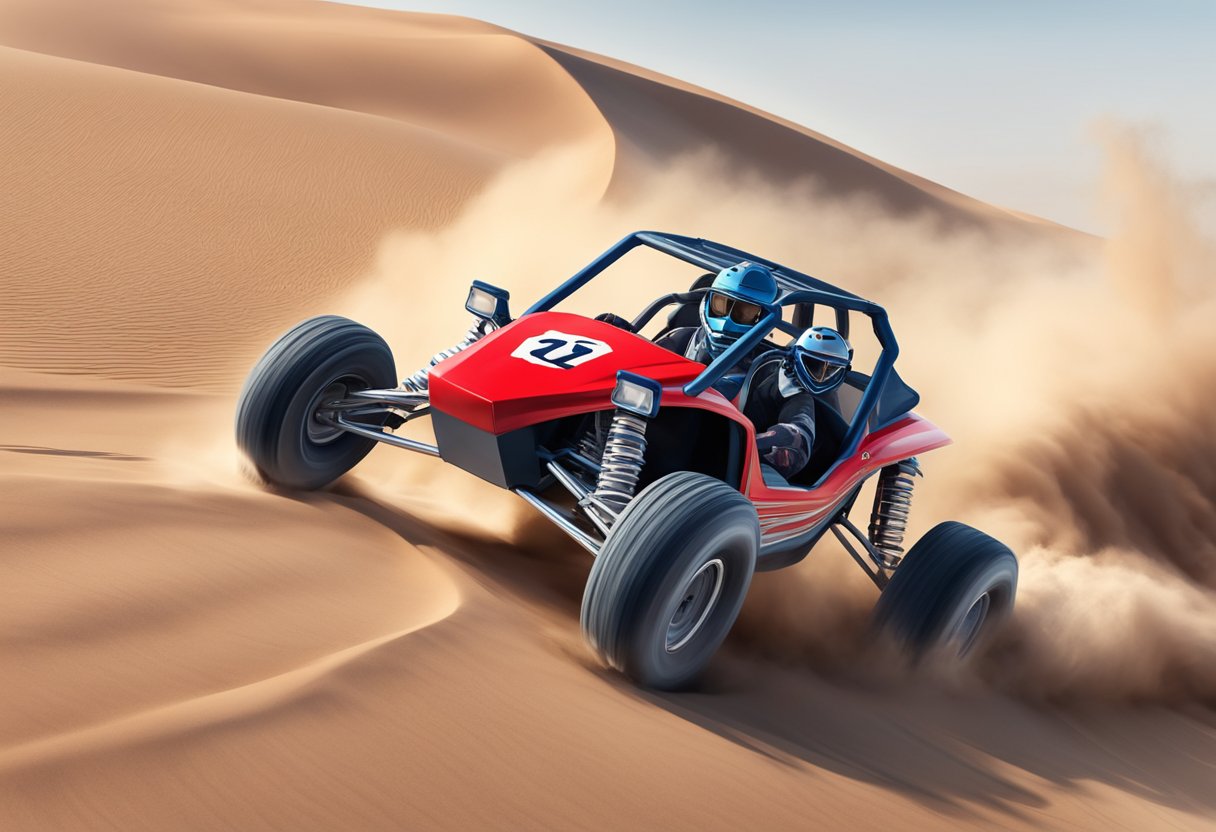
[237,231,1017,689]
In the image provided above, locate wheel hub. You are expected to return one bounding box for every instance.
[665,558,725,653]
[307,380,350,445]
[951,591,991,658]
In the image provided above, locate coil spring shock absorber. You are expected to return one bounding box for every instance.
[576,411,609,463]
[868,457,922,567]
[582,409,648,528]
[399,320,488,393]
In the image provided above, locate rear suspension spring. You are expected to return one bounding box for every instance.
[868,458,922,567]
[583,410,648,527]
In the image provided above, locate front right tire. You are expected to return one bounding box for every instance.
[236,315,396,491]
[872,521,1018,660]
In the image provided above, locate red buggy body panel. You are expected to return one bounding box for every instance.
[744,415,950,548]
[429,310,950,553]
[429,312,702,434]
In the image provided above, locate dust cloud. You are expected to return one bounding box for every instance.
[341,129,1216,704]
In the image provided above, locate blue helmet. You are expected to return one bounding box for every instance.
[700,262,779,355]
[790,326,852,394]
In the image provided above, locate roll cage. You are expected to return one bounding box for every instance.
[526,231,918,478]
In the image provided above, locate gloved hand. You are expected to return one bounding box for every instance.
[756,423,810,479]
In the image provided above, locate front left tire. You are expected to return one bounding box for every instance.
[581,472,759,690]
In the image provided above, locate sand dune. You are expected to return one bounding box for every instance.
[0,43,495,386]
[536,42,1055,230]
[1,1,1213,830]
[0,0,610,159]
[2,367,1213,830]
[0,0,1064,388]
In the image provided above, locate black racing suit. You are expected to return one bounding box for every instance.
[652,326,720,365]
[656,329,816,480]
[740,358,816,481]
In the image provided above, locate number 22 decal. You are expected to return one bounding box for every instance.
[510,331,613,369]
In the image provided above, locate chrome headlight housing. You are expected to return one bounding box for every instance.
[465,280,512,327]
[611,371,662,418]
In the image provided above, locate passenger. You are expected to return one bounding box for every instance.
[742,326,852,481]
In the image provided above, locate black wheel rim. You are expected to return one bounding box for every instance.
[665,558,724,653]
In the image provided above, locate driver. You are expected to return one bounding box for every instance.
[744,326,852,481]
[656,261,779,366]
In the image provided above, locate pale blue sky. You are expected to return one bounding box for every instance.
[342,1,1215,232]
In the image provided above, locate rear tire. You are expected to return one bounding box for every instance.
[581,472,759,690]
[236,315,395,490]
[872,521,1017,660]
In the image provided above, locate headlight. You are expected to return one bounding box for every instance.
[611,371,662,418]
[465,280,511,326]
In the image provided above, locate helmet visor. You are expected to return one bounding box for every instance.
[708,291,732,318]
[707,292,765,325]
[800,353,845,385]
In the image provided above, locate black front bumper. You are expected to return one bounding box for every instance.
[431,410,543,489]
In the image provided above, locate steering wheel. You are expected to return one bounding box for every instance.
[594,312,636,332]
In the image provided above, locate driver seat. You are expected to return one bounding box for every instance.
[793,398,848,485]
